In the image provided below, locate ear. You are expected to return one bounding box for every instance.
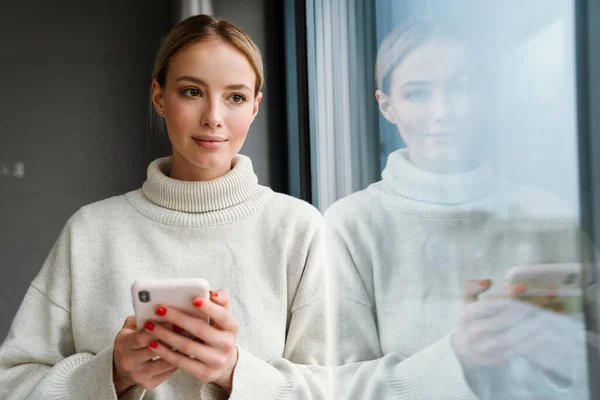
[375,89,395,124]
[252,92,263,118]
[151,79,165,116]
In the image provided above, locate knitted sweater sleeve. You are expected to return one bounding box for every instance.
[324,207,478,400]
[0,216,144,400]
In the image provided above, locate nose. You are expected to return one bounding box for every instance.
[431,91,450,123]
[201,99,223,129]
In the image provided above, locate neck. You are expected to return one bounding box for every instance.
[169,151,232,181]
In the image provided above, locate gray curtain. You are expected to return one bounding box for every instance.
[306,0,379,211]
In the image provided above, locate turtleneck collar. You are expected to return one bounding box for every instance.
[142,155,258,213]
[379,148,498,206]
[125,154,271,226]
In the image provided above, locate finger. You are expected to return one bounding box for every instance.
[462,297,514,321]
[467,300,560,358]
[208,290,229,309]
[204,292,228,328]
[147,322,231,368]
[470,314,563,367]
[508,306,582,349]
[123,327,158,350]
[466,294,553,342]
[128,358,176,390]
[154,305,235,350]
[125,347,165,366]
[117,347,171,382]
[462,279,492,303]
[148,341,220,383]
[465,284,529,320]
[146,321,229,366]
[192,295,238,332]
[492,292,558,329]
[142,358,177,378]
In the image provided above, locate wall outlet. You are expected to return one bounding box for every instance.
[1,162,25,178]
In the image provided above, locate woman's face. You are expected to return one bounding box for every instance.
[152,39,262,181]
[376,38,477,172]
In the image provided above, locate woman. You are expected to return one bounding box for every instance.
[0,15,328,399]
[325,16,590,399]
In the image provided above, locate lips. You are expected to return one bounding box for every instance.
[192,136,227,150]
[192,135,226,142]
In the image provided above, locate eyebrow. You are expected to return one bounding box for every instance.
[401,80,431,88]
[400,73,469,89]
[175,76,252,92]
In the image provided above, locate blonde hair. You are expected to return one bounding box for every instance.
[152,14,264,96]
[376,16,457,94]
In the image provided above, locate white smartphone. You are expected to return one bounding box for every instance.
[505,263,582,315]
[131,278,211,331]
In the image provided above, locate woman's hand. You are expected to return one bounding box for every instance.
[452,279,587,387]
[452,279,555,370]
[113,315,177,394]
[143,290,240,393]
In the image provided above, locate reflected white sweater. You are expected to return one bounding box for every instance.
[0,155,329,400]
[325,149,587,399]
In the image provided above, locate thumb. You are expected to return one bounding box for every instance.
[462,279,492,304]
[123,315,137,330]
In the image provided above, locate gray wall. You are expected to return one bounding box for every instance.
[0,0,170,339]
[0,0,275,340]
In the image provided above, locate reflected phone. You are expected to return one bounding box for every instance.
[131,278,211,331]
[505,263,583,316]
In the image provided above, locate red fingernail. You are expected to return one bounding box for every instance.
[210,291,218,297]
[172,324,182,333]
[156,306,167,316]
[144,321,155,331]
[193,299,203,307]
[479,279,491,286]
[149,341,158,349]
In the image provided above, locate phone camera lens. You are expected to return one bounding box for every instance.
[139,290,150,303]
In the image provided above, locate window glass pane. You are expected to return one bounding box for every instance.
[312,1,597,398]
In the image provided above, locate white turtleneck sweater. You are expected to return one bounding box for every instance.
[325,149,589,399]
[0,155,329,400]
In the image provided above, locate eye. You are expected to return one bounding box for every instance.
[230,94,246,104]
[403,89,430,101]
[182,88,201,97]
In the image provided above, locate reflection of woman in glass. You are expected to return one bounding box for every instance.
[326,16,589,399]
